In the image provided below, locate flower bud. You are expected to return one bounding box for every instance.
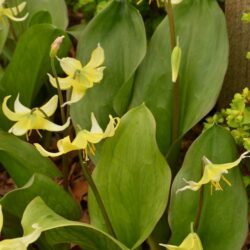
[50,36,65,58]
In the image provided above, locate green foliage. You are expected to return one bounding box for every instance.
[169,126,248,250]
[204,87,250,151]
[0,0,245,249]
[89,105,171,249]
[130,0,228,154]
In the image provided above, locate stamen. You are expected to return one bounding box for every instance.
[222,175,232,186]
[36,130,42,138]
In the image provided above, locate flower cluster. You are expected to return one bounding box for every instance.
[2,38,119,160]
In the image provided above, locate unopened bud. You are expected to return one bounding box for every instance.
[50,36,65,58]
[171,37,182,83]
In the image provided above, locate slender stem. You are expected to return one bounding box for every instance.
[78,151,116,238]
[50,57,66,123]
[50,57,69,190]
[165,0,180,143]
[147,235,161,250]
[194,185,204,231]
[8,19,17,41]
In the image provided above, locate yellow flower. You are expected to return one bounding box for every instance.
[177,151,250,194]
[0,0,28,22]
[0,204,41,250]
[48,44,105,106]
[2,95,70,137]
[34,113,120,158]
[160,232,203,250]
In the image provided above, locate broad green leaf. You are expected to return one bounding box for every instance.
[168,126,248,250]
[89,105,171,249]
[130,0,228,154]
[13,0,68,29]
[71,0,146,129]
[0,24,70,130]
[28,10,52,26]
[0,130,60,187]
[20,197,128,250]
[0,174,80,235]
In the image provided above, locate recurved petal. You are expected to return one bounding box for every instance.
[90,113,103,133]
[84,131,103,144]
[0,0,5,6]
[36,117,70,132]
[57,136,80,153]
[82,66,105,84]
[59,57,82,76]
[11,1,27,15]
[39,95,58,117]
[2,95,27,121]
[104,116,120,138]
[61,83,86,106]
[34,143,64,158]
[14,94,31,114]
[84,44,105,69]
[48,74,73,90]
[9,117,31,136]
[3,8,28,21]
[71,131,88,149]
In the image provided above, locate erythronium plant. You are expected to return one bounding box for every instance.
[0,0,28,22]
[2,95,70,138]
[48,44,105,106]
[177,151,250,194]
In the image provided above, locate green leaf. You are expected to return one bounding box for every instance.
[0,130,60,187]
[71,0,146,129]
[130,0,228,154]
[0,24,70,130]
[13,0,68,29]
[0,174,80,231]
[89,105,171,249]
[168,126,248,250]
[21,197,129,250]
[28,10,52,26]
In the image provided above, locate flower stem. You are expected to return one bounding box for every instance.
[50,57,69,190]
[194,180,204,231]
[78,151,116,238]
[164,0,179,143]
[50,57,66,124]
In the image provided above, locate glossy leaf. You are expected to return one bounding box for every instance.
[130,0,228,154]
[168,126,248,250]
[0,130,60,187]
[28,10,52,26]
[21,197,129,250]
[71,0,146,129]
[0,24,70,130]
[89,105,171,249]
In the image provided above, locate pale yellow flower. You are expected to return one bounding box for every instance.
[0,0,28,22]
[177,151,250,194]
[0,204,41,250]
[34,113,120,158]
[48,44,105,106]
[2,95,70,137]
[160,232,203,250]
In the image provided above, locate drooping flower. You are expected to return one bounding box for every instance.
[48,44,105,106]
[34,113,120,159]
[177,151,250,194]
[2,95,70,137]
[160,231,203,250]
[0,0,28,22]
